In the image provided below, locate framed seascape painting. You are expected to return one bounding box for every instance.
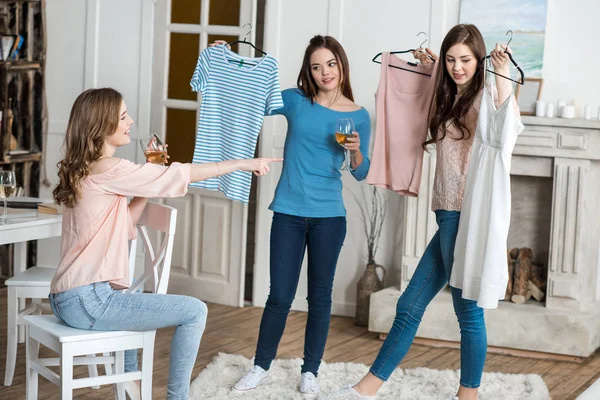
[459,0,548,79]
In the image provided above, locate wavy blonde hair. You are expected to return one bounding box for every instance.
[53,88,123,207]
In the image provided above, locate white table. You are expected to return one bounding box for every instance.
[0,213,62,341]
[0,213,62,275]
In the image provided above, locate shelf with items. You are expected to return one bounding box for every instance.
[0,64,44,160]
[0,1,45,62]
[0,0,46,284]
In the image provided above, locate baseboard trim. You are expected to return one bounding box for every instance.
[377,333,590,363]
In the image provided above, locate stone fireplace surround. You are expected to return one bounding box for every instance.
[369,116,600,357]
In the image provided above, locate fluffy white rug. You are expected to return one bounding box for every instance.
[189,353,550,400]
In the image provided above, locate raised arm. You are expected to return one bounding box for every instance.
[125,157,281,226]
[490,43,514,106]
[97,157,282,200]
[189,157,283,182]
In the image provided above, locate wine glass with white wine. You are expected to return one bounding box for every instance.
[334,118,355,171]
[140,133,168,165]
[0,170,16,223]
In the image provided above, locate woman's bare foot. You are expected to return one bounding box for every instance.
[352,372,384,396]
[455,385,478,400]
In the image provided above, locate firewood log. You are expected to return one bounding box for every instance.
[528,280,545,302]
[509,248,520,260]
[530,262,547,292]
[511,248,533,304]
[505,248,517,301]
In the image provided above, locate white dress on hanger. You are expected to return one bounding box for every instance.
[450,83,524,309]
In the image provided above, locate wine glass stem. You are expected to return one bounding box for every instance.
[345,150,350,170]
[2,198,6,222]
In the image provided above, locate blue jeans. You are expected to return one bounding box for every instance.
[370,210,487,388]
[254,212,346,375]
[49,281,207,400]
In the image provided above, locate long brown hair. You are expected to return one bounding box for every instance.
[53,88,123,207]
[425,24,486,148]
[297,35,354,102]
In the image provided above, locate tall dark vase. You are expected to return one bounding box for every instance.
[355,262,386,327]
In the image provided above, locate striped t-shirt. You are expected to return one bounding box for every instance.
[189,45,283,203]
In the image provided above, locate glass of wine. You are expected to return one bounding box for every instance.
[140,133,168,165]
[335,118,355,171]
[0,170,16,223]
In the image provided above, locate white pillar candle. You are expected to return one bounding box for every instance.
[583,105,592,120]
[546,103,556,118]
[536,100,546,117]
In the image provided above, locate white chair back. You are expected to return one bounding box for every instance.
[128,202,177,295]
[23,201,178,400]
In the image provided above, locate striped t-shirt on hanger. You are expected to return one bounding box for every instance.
[189,44,283,203]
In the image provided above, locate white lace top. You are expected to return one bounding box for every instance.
[431,92,484,212]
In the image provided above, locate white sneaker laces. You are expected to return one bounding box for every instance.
[301,372,320,394]
[234,365,267,390]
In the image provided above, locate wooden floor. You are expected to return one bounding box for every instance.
[0,288,598,399]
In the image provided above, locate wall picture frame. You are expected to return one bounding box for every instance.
[459,0,548,79]
[515,78,544,116]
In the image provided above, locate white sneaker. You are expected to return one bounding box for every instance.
[300,372,320,397]
[319,384,376,399]
[232,365,269,392]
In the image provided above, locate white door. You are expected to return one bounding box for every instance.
[151,0,257,307]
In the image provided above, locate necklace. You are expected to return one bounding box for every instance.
[316,89,342,109]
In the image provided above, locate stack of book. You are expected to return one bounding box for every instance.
[5,197,61,215]
[37,203,62,215]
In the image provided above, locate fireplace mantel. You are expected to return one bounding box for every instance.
[369,117,600,357]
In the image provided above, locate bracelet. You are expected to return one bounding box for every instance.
[215,162,220,177]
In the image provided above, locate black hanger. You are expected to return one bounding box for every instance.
[482,30,525,85]
[226,23,266,66]
[372,32,435,77]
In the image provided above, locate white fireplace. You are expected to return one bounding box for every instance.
[369,116,600,357]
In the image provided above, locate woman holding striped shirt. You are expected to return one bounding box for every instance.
[212,35,371,398]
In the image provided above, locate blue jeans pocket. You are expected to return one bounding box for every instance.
[54,295,94,329]
[51,282,112,330]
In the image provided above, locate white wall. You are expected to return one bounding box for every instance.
[38,0,154,267]
[542,0,599,114]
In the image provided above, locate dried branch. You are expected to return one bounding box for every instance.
[351,185,388,264]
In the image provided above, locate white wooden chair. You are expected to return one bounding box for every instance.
[4,221,139,387]
[23,202,177,400]
[4,266,56,386]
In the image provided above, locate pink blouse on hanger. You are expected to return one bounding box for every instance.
[367,52,437,196]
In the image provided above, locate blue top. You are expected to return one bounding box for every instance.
[269,88,371,217]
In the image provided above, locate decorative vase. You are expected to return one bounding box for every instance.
[355,262,386,327]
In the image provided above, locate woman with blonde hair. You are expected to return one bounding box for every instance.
[49,87,281,399]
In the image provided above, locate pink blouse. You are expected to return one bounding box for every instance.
[50,160,191,293]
